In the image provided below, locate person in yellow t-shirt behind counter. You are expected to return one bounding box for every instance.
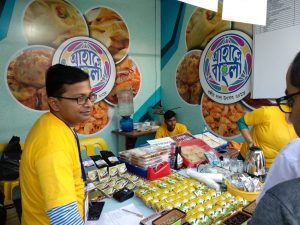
[237,105,297,169]
[155,110,189,139]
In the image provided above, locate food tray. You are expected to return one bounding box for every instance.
[222,211,251,225]
[194,131,228,151]
[242,200,256,215]
[119,146,170,161]
[180,139,220,167]
[152,208,186,225]
[226,181,259,201]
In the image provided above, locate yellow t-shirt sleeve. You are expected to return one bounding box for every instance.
[35,150,78,210]
[155,127,164,139]
[244,107,269,126]
[179,124,188,133]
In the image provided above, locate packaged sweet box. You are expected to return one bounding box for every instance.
[119,145,170,169]
[180,139,220,167]
[193,131,228,151]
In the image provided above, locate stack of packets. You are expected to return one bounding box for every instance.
[119,145,170,169]
[227,174,264,192]
[87,163,145,199]
[135,173,249,225]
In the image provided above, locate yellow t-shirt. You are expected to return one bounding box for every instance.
[240,106,297,168]
[155,122,188,139]
[20,112,84,225]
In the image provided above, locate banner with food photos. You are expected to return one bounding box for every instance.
[0,0,158,147]
[161,0,275,140]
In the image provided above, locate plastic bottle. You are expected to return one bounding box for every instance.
[170,143,176,169]
[174,146,182,170]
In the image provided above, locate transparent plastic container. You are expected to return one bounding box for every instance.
[117,89,134,116]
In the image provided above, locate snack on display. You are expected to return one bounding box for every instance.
[74,101,111,134]
[185,3,231,50]
[89,155,108,169]
[6,46,54,110]
[88,189,105,201]
[97,167,110,183]
[181,145,206,163]
[176,50,202,105]
[105,57,141,105]
[85,7,129,63]
[119,145,170,169]
[201,94,246,138]
[222,211,251,225]
[152,208,186,225]
[108,165,119,177]
[242,200,256,215]
[88,170,98,182]
[23,0,88,47]
[194,131,227,149]
[180,139,220,167]
[136,173,248,224]
[117,163,127,176]
[102,186,116,197]
[86,163,142,199]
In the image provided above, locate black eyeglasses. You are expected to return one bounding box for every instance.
[275,91,300,113]
[53,93,97,105]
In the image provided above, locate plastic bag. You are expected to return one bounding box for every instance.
[0,136,22,181]
[0,191,6,225]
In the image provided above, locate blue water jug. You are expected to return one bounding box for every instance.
[120,116,133,132]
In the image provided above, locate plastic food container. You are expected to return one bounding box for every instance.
[119,146,170,161]
[242,200,256,215]
[226,181,260,201]
[180,139,220,167]
[222,211,251,225]
[152,208,186,225]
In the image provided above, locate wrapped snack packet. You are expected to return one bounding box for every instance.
[87,170,98,182]
[97,167,110,183]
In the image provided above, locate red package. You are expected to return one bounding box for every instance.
[180,139,220,167]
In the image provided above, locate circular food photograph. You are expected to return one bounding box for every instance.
[232,22,253,38]
[201,94,246,138]
[74,100,113,135]
[23,0,88,48]
[176,50,202,105]
[185,3,231,50]
[85,6,130,64]
[105,57,141,105]
[6,46,54,110]
[241,93,276,111]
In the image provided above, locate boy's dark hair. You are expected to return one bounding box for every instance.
[46,64,90,97]
[164,110,176,120]
[290,51,300,89]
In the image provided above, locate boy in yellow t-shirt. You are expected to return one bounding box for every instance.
[155,110,189,139]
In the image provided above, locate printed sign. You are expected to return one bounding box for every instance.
[200,30,252,104]
[53,36,116,102]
